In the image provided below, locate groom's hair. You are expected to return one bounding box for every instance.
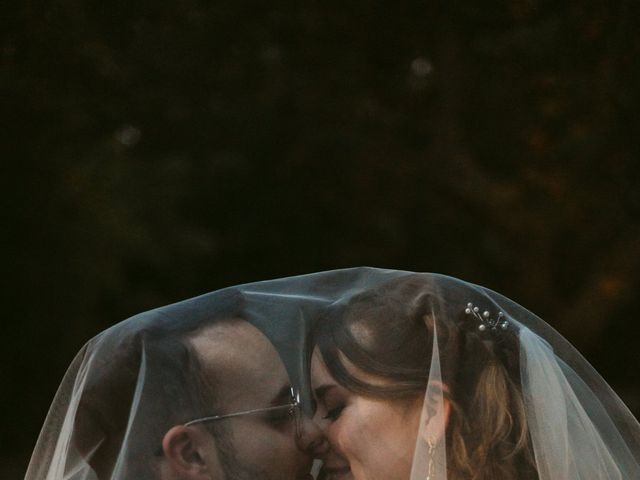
[73,317,241,480]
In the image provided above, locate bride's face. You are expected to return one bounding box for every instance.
[311,349,423,480]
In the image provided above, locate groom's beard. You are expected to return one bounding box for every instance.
[215,428,272,480]
[222,457,270,480]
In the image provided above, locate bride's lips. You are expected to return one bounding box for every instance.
[320,465,351,479]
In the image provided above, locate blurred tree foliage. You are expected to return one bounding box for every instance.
[3,0,640,475]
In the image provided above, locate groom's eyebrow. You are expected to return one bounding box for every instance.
[269,384,294,406]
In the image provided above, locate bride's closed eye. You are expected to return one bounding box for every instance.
[323,404,345,421]
[314,383,347,422]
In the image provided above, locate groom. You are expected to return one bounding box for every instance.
[75,317,325,479]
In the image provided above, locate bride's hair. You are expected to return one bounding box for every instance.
[313,275,539,480]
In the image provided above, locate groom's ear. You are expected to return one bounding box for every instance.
[419,381,451,445]
[162,426,221,480]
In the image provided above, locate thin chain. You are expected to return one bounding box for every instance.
[426,440,436,480]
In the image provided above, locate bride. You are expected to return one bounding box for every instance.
[310,272,640,480]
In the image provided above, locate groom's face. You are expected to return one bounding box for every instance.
[187,321,320,480]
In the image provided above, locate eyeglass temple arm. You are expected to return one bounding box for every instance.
[184,387,300,427]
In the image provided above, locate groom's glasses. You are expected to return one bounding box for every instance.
[184,386,302,440]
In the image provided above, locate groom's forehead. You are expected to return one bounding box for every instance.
[189,319,280,366]
[188,319,291,404]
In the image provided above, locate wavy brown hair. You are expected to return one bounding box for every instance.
[313,275,539,480]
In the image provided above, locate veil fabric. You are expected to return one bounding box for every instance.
[409,276,640,480]
[25,268,640,480]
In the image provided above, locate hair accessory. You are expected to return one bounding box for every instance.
[465,302,509,331]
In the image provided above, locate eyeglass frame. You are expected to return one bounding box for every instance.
[183,386,302,440]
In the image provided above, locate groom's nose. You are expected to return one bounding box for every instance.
[297,415,329,455]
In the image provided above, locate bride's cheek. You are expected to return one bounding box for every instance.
[335,421,360,458]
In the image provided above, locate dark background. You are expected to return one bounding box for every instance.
[4,1,640,476]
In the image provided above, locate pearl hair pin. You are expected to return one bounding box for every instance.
[464,302,509,332]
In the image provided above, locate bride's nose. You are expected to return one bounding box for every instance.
[297,415,329,456]
[310,399,332,434]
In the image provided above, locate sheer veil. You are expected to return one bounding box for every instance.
[25,268,640,480]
